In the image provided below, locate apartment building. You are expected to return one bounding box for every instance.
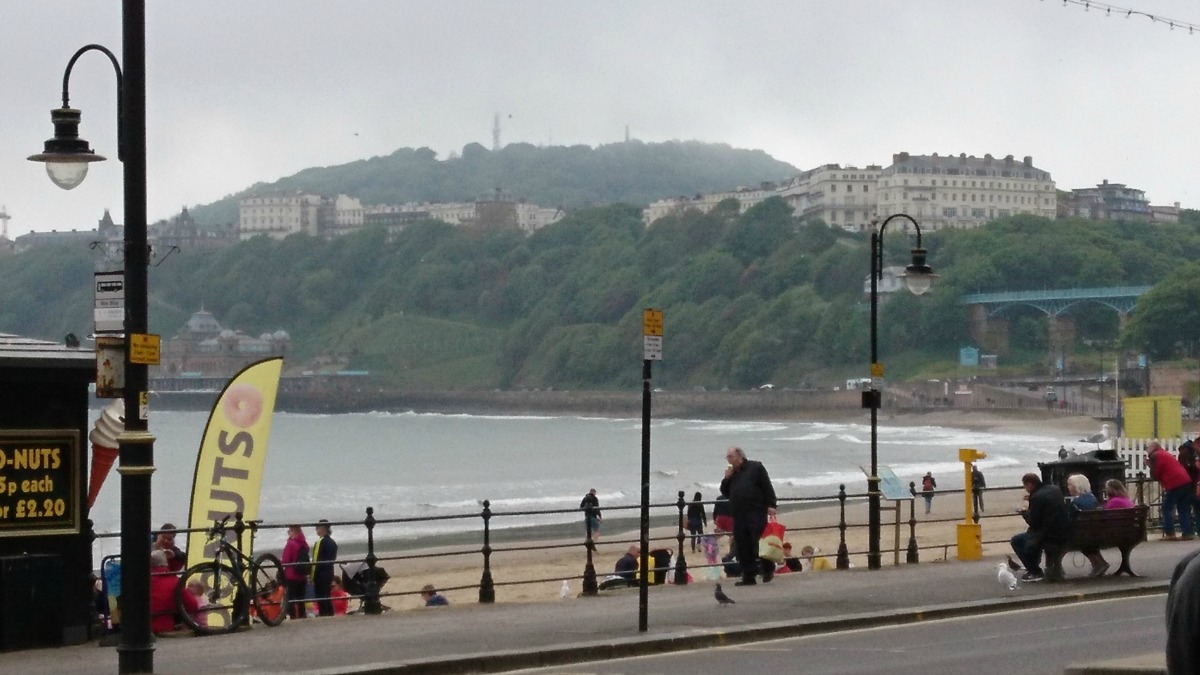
[778,164,883,232]
[877,153,1056,231]
[239,192,323,240]
[641,182,779,225]
[1060,180,1152,222]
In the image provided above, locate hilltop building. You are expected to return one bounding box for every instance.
[238,189,563,240]
[641,182,779,225]
[1058,180,1152,222]
[778,165,882,233]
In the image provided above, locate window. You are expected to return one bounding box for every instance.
[847,184,853,192]
[943,207,957,217]
[863,185,869,193]
[972,208,986,218]
[831,184,837,192]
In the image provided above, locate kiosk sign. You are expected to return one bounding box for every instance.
[0,430,80,536]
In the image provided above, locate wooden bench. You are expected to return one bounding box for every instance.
[1045,505,1149,581]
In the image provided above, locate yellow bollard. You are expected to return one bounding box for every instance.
[957,448,987,560]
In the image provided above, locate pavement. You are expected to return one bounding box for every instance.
[5,539,1191,675]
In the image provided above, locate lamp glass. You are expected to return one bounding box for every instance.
[45,161,90,190]
[903,272,934,296]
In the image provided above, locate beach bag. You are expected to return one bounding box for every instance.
[758,516,786,564]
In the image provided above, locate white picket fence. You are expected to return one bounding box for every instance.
[1115,436,1185,477]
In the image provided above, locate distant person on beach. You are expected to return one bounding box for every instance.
[712,494,733,534]
[580,488,602,541]
[971,466,986,515]
[921,472,937,514]
[1010,473,1071,582]
[614,544,640,581]
[1103,479,1136,509]
[719,446,777,586]
[420,584,449,607]
[153,523,186,573]
[1148,441,1195,540]
[687,491,707,552]
[281,525,311,619]
[1167,549,1200,674]
[311,519,339,617]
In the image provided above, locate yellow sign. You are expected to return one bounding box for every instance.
[871,362,884,378]
[642,308,663,336]
[129,333,161,365]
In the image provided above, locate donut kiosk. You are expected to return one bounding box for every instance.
[0,333,95,650]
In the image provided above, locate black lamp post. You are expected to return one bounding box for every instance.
[28,3,154,672]
[865,213,935,571]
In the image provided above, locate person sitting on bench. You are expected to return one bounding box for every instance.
[1010,472,1071,582]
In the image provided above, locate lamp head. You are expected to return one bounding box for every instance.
[27,107,106,190]
[901,247,937,296]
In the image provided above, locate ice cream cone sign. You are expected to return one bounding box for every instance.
[88,401,124,507]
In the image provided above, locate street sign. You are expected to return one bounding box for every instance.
[642,308,663,336]
[129,333,160,365]
[871,362,884,378]
[643,335,662,361]
[94,271,125,334]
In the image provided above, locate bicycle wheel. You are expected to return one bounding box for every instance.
[176,561,247,635]
[251,553,287,627]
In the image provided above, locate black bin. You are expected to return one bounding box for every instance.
[1038,449,1128,501]
[0,554,64,651]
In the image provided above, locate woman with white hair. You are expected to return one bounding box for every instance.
[1066,474,1107,576]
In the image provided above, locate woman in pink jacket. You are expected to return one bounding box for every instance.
[281,525,310,619]
[1148,442,1195,540]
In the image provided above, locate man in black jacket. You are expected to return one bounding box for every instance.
[719,446,777,586]
[1009,473,1070,581]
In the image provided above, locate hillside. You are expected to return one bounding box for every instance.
[185,140,800,226]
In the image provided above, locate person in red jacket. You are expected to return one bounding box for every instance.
[150,550,196,634]
[1148,441,1195,540]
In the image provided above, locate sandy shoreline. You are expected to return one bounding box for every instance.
[304,409,1108,610]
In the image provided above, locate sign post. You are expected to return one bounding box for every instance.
[638,308,662,633]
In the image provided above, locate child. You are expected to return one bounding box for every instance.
[700,533,721,580]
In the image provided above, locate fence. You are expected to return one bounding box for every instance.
[96,468,1178,628]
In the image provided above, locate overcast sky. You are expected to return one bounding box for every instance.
[2,1,1198,236]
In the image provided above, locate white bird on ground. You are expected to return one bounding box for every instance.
[997,561,1019,591]
[560,580,571,599]
[1080,423,1112,449]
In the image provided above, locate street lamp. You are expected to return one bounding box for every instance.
[865,213,936,571]
[28,3,154,673]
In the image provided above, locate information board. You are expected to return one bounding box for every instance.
[878,466,913,501]
[0,430,80,536]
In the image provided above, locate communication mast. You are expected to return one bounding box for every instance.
[0,205,10,240]
[492,113,501,151]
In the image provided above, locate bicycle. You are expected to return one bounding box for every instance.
[174,515,288,635]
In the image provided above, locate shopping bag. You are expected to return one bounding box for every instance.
[758,516,786,564]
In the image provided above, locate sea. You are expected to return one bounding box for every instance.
[84,409,1079,559]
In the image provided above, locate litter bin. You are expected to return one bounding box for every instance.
[1038,449,1127,501]
[0,554,63,651]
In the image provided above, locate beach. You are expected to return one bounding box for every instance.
[338,410,1109,609]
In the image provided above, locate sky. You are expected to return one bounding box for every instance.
[2,0,1199,237]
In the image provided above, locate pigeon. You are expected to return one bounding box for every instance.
[997,561,1019,591]
[1080,423,1112,449]
[714,583,735,606]
[560,580,570,599]
[1006,555,1022,572]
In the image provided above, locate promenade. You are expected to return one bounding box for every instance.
[5,539,1187,674]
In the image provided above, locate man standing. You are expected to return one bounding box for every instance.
[580,488,602,541]
[719,446,777,586]
[971,466,986,515]
[311,519,339,617]
[1009,473,1071,581]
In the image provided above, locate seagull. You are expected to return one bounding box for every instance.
[714,583,735,606]
[560,580,570,599]
[1080,423,1112,449]
[997,562,1019,591]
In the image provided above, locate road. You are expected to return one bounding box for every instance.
[506,595,1166,675]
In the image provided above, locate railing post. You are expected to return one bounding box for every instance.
[1136,472,1146,506]
[479,500,495,603]
[232,511,250,625]
[363,507,382,615]
[673,490,688,585]
[582,501,597,596]
[836,484,850,570]
[906,481,919,564]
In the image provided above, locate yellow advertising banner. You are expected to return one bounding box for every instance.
[185,357,283,563]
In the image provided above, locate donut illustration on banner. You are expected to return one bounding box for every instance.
[223,383,264,429]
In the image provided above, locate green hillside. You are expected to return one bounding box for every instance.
[185,140,799,226]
